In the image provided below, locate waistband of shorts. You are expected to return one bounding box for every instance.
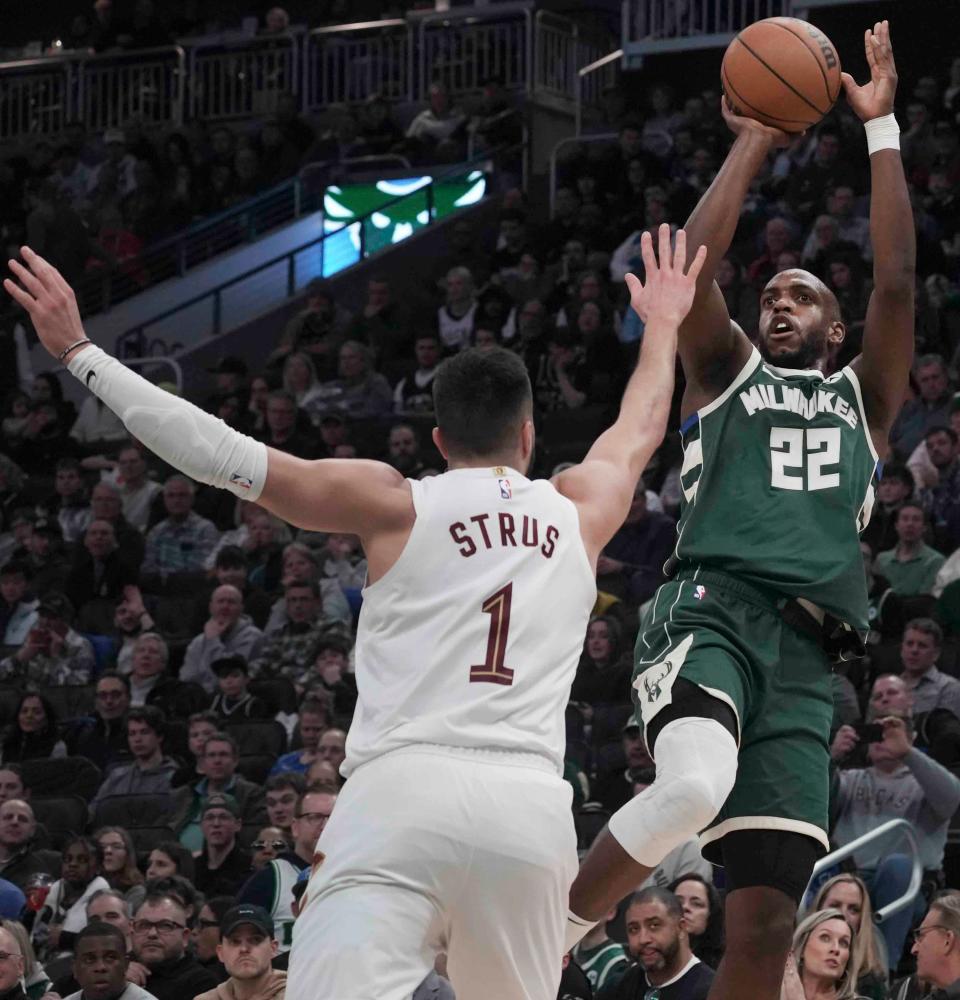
[673,566,784,611]
[363,742,560,776]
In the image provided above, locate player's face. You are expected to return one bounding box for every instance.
[801,918,850,984]
[758,271,837,370]
[625,901,682,969]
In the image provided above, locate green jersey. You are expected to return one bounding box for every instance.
[675,348,879,629]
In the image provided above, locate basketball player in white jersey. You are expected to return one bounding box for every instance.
[6,224,705,1000]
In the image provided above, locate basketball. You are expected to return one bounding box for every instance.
[721,17,842,133]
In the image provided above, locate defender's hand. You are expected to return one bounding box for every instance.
[626,225,707,327]
[842,20,897,122]
[721,97,794,148]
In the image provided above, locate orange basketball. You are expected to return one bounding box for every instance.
[721,17,842,133]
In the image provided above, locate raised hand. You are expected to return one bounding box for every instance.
[4,247,90,362]
[625,224,707,327]
[841,20,897,122]
[720,97,794,148]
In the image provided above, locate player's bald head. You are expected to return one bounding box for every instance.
[767,268,840,323]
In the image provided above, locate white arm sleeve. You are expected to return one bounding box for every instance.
[67,346,269,501]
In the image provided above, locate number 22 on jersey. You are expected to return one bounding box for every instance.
[769,426,841,492]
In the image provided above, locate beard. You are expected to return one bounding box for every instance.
[759,329,827,370]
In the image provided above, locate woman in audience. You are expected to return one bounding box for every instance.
[93,827,144,894]
[570,616,632,705]
[0,693,66,763]
[667,872,725,971]
[282,352,325,413]
[3,920,51,1000]
[193,895,235,977]
[782,908,868,1000]
[809,875,889,1000]
[251,826,289,870]
[145,841,196,885]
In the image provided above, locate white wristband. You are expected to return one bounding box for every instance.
[864,113,900,155]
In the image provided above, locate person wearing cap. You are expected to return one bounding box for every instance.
[195,905,285,1000]
[592,720,656,814]
[0,591,94,689]
[192,796,253,898]
[209,657,269,721]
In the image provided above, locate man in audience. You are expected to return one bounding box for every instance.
[0,591,95,688]
[66,920,155,1000]
[195,905,285,1000]
[197,546,272,631]
[141,476,219,581]
[346,276,413,380]
[249,582,345,688]
[0,561,37,652]
[66,672,132,772]
[87,888,134,949]
[170,733,265,852]
[209,656,269,720]
[264,774,305,839]
[260,391,315,460]
[114,446,163,534]
[891,354,954,460]
[386,424,430,478]
[181,585,264,694]
[605,888,714,999]
[898,618,960,718]
[0,799,60,890]
[0,768,28,807]
[393,334,441,417]
[593,721,655,813]
[192,795,253,898]
[237,787,337,954]
[130,894,219,1000]
[47,457,90,544]
[834,715,960,973]
[127,634,182,712]
[911,892,960,994]
[921,425,960,554]
[86,482,146,567]
[269,702,332,777]
[0,924,26,1000]
[172,712,218,789]
[90,707,176,812]
[570,906,629,996]
[875,503,945,597]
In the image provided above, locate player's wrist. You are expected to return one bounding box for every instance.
[864,113,899,155]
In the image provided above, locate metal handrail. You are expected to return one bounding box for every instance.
[808,819,922,924]
[575,49,623,136]
[549,131,617,215]
[307,19,407,38]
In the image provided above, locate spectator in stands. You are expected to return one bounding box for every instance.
[303,759,339,791]
[181,585,264,695]
[209,656,269,721]
[393,333,440,418]
[315,342,393,422]
[0,562,37,653]
[258,391,316,460]
[891,355,954,460]
[833,714,960,971]
[863,464,914,557]
[301,638,356,717]
[787,125,859,224]
[129,894,219,1000]
[0,693,65,764]
[405,82,466,162]
[47,458,90,544]
[0,799,60,891]
[170,732,265,852]
[250,582,347,688]
[875,503,945,597]
[279,280,350,382]
[920,426,960,553]
[196,546,272,632]
[896,618,960,718]
[94,828,143,895]
[69,389,127,453]
[435,267,478,354]
[21,519,70,596]
[596,485,675,606]
[826,185,872,259]
[570,617,632,705]
[86,483,145,567]
[593,720,654,814]
[190,895,231,984]
[281,353,324,417]
[780,909,860,1000]
[569,906,629,996]
[66,921,150,1000]
[0,769,27,808]
[807,874,889,1000]
[800,215,861,279]
[65,673,131,773]
[746,217,795,290]
[145,843,194,885]
[269,701,330,777]
[911,892,960,995]
[192,795,252,898]
[141,477,219,581]
[109,590,157,674]
[65,520,139,633]
[261,775,302,839]
[124,633,175,709]
[90,706,176,812]
[249,828,287,871]
[668,874,726,974]
[171,712,218,790]
[385,424,429,478]
[114,446,161,534]
[196,904,284,1000]
[346,276,413,381]
[607,887,714,1000]
[261,541,351,630]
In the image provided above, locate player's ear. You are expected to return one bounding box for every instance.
[828,318,846,346]
[431,426,449,460]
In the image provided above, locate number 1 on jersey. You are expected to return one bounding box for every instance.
[470,582,515,686]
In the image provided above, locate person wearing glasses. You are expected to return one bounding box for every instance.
[191,795,252,899]
[65,674,131,773]
[908,892,960,999]
[0,923,29,1000]
[128,893,218,1000]
[236,788,338,955]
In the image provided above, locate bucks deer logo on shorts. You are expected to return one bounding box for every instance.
[634,633,695,726]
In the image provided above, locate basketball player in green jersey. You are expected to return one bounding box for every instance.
[565,21,913,1000]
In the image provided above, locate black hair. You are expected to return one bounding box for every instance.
[0,561,29,580]
[627,886,684,921]
[203,895,236,929]
[926,424,958,444]
[285,578,321,598]
[880,463,913,489]
[265,772,306,795]
[433,347,532,457]
[97,671,131,695]
[126,706,166,741]
[148,841,196,884]
[667,872,725,968]
[74,920,127,954]
[34,372,65,402]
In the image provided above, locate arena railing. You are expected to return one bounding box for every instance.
[805,818,922,924]
[112,156,497,360]
[574,48,623,136]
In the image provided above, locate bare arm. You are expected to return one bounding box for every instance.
[554,225,706,564]
[844,21,915,454]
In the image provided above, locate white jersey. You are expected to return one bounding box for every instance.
[344,466,596,776]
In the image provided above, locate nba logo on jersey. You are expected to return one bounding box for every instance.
[498,479,512,500]
[694,585,707,600]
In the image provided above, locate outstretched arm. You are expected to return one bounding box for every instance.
[4,249,414,546]
[845,21,915,454]
[554,224,706,565]
[675,108,791,396]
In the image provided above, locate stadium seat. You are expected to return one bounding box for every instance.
[31,796,89,847]
[223,720,288,758]
[574,804,611,852]
[38,684,96,723]
[92,793,172,831]
[21,757,103,800]
[130,826,176,853]
[248,678,298,715]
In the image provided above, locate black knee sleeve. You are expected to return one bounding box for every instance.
[721,829,823,906]
[645,677,739,756]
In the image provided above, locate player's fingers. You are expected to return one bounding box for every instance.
[672,228,687,272]
[624,272,643,299]
[657,223,671,272]
[22,246,69,297]
[840,72,857,96]
[7,259,45,298]
[685,244,708,283]
[3,277,36,313]
[639,229,656,276]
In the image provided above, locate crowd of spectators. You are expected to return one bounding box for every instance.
[1,21,960,1000]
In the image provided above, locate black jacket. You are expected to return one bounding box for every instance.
[0,842,61,891]
[137,954,219,1000]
